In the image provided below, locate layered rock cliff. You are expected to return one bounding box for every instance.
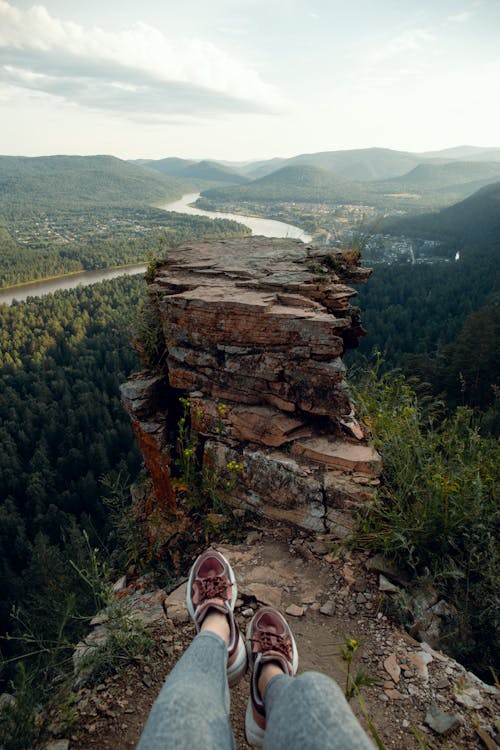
[121,236,381,536]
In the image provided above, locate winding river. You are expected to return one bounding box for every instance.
[1,194,310,305]
[161,193,312,242]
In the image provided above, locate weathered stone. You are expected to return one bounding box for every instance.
[379,574,398,593]
[454,686,484,709]
[365,554,410,586]
[320,601,336,616]
[245,583,282,608]
[291,438,381,476]
[424,704,461,735]
[285,604,305,617]
[384,654,401,684]
[45,741,70,750]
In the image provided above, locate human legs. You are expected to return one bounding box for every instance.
[264,671,375,750]
[137,549,246,750]
[136,631,235,750]
[246,606,374,749]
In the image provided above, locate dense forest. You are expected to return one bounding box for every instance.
[351,181,500,431]
[0,276,145,673]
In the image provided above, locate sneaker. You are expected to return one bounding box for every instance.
[186,549,247,687]
[245,607,299,748]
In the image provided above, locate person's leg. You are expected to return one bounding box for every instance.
[137,549,247,750]
[245,607,374,749]
[137,629,234,750]
[263,671,375,750]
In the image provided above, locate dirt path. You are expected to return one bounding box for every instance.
[69,534,498,750]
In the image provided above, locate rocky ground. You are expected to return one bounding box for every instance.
[64,530,499,750]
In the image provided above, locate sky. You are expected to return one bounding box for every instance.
[1,0,499,160]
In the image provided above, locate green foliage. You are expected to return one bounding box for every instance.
[130,294,166,369]
[74,604,154,688]
[339,637,381,702]
[174,397,243,516]
[353,364,499,676]
[0,277,146,673]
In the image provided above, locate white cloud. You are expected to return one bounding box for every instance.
[369,28,436,64]
[448,11,473,23]
[0,0,278,118]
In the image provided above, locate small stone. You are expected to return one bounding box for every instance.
[235,598,243,608]
[402,720,409,729]
[424,704,460,736]
[246,531,262,545]
[385,689,403,700]
[436,676,449,690]
[112,575,127,593]
[384,654,401,684]
[320,601,335,617]
[45,742,70,750]
[379,693,389,702]
[348,603,357,616]
[242,608,254,617]
[454,686,483,709]
[407,650,433,682]
[171,608,190,625]
[309,602,321,611]
[310,541,329,556]
[285,604,304,617]
[379,575,398,593]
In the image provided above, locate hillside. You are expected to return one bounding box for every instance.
[243,148,421,181]
[0,155,187,217]
[380,160,500,191]
[384,181,500,254]
[201,164,376,204]
[140,157,248,184]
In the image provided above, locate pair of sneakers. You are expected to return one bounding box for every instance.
[186,549,299,748]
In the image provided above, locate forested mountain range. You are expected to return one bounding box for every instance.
[0,155,190,218]
[384,181,500,255]
[198,159,500,214]
[137,156,249,184]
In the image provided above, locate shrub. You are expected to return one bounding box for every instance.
[353,364,499,677]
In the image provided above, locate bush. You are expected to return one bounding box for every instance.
[353,364,499,677]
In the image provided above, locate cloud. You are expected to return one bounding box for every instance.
[369,28,436,64]
[0,0,278,119]
[448,11,473,23]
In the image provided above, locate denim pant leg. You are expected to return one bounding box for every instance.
[263,672,375,750]
[136,631,235,750]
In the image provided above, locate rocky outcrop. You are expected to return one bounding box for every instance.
[121,237,381,535]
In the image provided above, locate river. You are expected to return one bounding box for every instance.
[0,264,148,306]
[161,193,312,242]
[1,194,310,305]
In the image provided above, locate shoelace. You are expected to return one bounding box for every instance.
[250,631,292,661]
[197,574,229,601]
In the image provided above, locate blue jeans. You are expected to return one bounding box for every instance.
[137,631,375,749]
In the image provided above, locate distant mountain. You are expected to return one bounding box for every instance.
[140,157,248,184]
[241,148,421,181]
[139,157,197,177]
[201,164,375,204]
[381,161,500,190]
[0,155,185,216]
[419,145,500,162]
[385,181,500,256]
